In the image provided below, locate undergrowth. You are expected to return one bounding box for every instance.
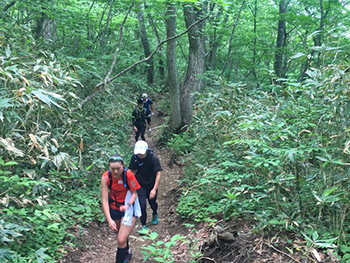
[170,33,350,261]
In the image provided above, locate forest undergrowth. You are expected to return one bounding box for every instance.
[61,105,340,263]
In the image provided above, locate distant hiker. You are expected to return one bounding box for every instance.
[141,93,154,132]
[101,154,141,263]
[132,98,151,142]
[128,140,162,235]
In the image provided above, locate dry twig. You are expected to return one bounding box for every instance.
[266,241,301,263]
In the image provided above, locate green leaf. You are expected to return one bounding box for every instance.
[5,45,11,58]
[0,248,15,261]
[315,156,329,162]
[31,89,65,109]
[323,187,338,197]
[314,241,337,248]
[35,247,50,263]
[149,232,158,240]
[290,52,305,59]
[269,219,280,225]
[155,240,165,246]
[312,231,319,241]
[4,161,18,166]
[0,98,13,108]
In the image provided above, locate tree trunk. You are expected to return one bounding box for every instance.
[315,0,326,67]
[148,14,165,79]
[180,3,206,126]
[207,5,228,71]
[274,0,287,78]
[166,2,182,132]
[251,0,258,78]
[3,1,16,12]
[100,0,114,54]
[34,11,46,39]
[299,0,329,80]
[220,0,245,78]
[137,3,155,84]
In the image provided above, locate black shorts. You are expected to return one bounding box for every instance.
[110,207,125,220]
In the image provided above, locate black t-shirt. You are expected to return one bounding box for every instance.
[128,149,162,190]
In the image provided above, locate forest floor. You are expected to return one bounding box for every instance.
[61,109,337,263]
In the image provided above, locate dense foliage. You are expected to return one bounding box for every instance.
[0,21,140,263]
[0,0,349,262]
[172,27,350,261]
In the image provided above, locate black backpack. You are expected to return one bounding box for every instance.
[133,149,154,167]
[133,107,149,122]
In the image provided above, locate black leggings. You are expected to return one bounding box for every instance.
[135,124,146,141]
[137,187,158,225]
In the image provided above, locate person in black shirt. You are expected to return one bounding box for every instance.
[132,98,151,142]
[128,140,162,234]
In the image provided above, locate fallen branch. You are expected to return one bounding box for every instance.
[74,13,208,111]
[266,241,301,263]
[198,257,218,263]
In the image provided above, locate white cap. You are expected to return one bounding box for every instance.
[142,93,147,98]
[134,140,148,155]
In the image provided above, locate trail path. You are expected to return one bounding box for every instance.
[63,108,191,263]
[61,106,327,263]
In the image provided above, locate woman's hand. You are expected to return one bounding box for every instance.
[108,219,118,232]
[119,204,130,212]
[133,126,138,132]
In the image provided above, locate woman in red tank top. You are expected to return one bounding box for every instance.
[101,154,140,263]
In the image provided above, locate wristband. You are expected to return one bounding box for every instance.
[127,202,132,207]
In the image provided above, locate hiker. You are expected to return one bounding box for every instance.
[132,98,151,142]
[141,93,154,132]
[101,154,141,263]
[128,140,162,234]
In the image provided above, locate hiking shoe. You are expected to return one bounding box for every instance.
[138,225,148,235]
[123,249,132,263]
[152,212,158,225]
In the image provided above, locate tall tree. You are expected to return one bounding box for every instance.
[206,4,229,71]
[249,0,258,78]
[220,0,246,79]
[180,3,206,126]
[100,0,114,53]
[2,1,16,13]
[274,0,288,78]
[166,2,181,131]
[148,12,165,79]
[137,3,155,84]
[34,11,46,39]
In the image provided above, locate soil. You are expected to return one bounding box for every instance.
[60,109,338,263]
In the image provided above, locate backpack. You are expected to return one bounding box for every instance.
[133,149,154,167]
[107,167,130,190]
[107,167,130,208]
[133,107,149,122]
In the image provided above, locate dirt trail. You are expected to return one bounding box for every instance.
[61,107,320,263]
[62,108,188,263]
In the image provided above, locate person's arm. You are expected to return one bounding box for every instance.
[150,104,154,113]
[149,170,161,199]
[120,190,138,211]
[101,177,118,231]
[132,111,138,132]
